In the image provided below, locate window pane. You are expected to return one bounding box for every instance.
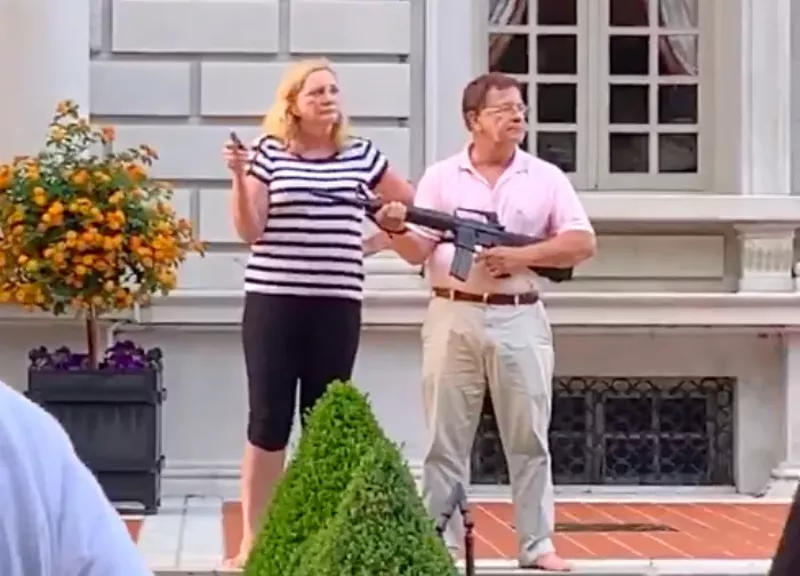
[536,132,576,172]
[609,133,649,173]
[520,82,530,151]
[659,0,698,28]
[488,0,528,25]
[520,81,530,109]
[601,0,703,185]
[538,0,576,25]
[658,85,697,124]
[658,134,697,173]
[486,0,584,178]
[658,35,698,76]
[488,34,528,74]
[537,35,577,75]
[610,0,648,26]
[610,85,648,124]
[609,35,649,75]
[537,84,576,123]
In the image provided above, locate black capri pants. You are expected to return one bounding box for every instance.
[242,292,362,452]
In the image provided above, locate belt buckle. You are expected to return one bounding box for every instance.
[448,289,456,301]
[481,292,490,304]
[513,294,521,306]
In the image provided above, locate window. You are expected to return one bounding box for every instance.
[484,0,711,191]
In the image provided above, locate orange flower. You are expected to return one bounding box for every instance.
[0,100,204,317]
[0,164,12,189]
[124,163,147,182]
[71,170,89,187]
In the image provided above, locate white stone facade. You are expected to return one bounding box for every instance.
[1,0,800,499]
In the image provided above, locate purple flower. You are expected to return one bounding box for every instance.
[29,342,163,372]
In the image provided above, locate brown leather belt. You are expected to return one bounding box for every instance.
[432,287,539,306]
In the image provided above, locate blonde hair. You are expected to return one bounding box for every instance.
[261,58,350,150]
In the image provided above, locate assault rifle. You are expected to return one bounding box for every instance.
[306,189,574,283]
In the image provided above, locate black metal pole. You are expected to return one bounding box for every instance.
[435,483,476,576]
[461,501,476,576]
[767,483,800,576]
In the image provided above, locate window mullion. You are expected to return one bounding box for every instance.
[582,0,602,190]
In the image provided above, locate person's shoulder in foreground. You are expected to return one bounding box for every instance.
[0,381,152,576]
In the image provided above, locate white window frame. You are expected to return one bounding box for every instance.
[474,0,732,193]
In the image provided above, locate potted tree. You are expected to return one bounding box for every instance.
[0,100,205,513]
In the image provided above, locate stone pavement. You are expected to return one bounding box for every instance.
[124,494,788,575]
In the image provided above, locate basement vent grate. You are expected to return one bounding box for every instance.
[554,522,677,533]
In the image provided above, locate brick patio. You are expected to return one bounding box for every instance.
[121,497,789,573]
[220,500,788,561]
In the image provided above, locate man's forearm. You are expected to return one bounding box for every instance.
[518,231,596,267]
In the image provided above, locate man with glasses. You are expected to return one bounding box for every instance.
[373,72,596,571]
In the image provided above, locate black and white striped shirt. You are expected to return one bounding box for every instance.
[244,135,388,301]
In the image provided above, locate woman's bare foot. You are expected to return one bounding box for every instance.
[521,551,572,571]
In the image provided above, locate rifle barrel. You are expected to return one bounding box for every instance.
[405,206,458,231]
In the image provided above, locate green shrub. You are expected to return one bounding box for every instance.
[245,380,385,576]
[294,436,459,576]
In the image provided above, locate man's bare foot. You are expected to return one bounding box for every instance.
[223,537,253,569]
[521,551,573,571]
[223,551,248,569]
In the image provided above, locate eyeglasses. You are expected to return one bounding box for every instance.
[483,103,529,117]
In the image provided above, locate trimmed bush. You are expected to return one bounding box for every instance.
[294,436,459,576]
[245,380,385,576]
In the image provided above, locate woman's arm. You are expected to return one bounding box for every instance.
[230,174,269,244]
[363,166,415,256]
[363,231,392,256]
[373,167,415,204]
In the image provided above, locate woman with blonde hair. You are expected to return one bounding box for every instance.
[221,58,413,566]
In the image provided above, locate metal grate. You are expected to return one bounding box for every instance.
[556,522,675,533]
[471,376,735,485]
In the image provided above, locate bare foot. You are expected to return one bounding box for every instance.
[223,537,253,569]
[223,551,248,569]
[521,552,573,572]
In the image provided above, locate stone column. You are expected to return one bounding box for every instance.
[424,0,477,163]
[735,0,795,294]
[765,333,800,498]
[738,0,800,496]
[0,0,90,162]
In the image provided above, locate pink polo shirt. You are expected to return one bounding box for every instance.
[411,147,593,294]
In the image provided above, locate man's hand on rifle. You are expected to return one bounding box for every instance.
[374,201,408,234]
[476,246,529,278]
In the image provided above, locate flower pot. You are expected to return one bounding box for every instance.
[25,343,166,514]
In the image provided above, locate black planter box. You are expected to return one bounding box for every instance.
[26,368,165,514]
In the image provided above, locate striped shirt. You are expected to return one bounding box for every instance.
[245,135,388,301]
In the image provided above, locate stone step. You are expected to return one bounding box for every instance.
[154,568,768,576]
[149,559,771,576]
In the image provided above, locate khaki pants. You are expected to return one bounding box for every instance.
[420,296,555,564]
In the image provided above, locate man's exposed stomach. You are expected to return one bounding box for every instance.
[424,243,539,294]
